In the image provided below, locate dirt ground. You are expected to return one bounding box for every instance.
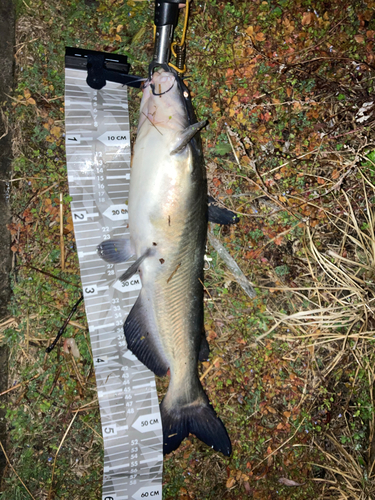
[2,1,375,499]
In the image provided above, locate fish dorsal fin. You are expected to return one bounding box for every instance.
[97,238,134,264]
[124,293,169,377]
[170,120,207,156]
[118,248,152,282]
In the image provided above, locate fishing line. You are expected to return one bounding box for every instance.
[46,294,84,353]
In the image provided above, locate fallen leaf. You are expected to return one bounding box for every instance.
[355,34,365,43]
[226,477,236,488]
[50,126,62,138]
[212,102,220,113]
[255,32,265,42]
[244,481,252,494]
[302,12,313,25]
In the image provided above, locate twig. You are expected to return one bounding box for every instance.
[79,419,103,440]
[0,373,41,397]
[252,417,306,471]
[0,440,36,500]
[48,412,78,500]
[0,317,17,329]
[24,265,80,288]
[72,399,99,413]
[200,357,220,382]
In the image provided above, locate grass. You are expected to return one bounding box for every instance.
[1,0,375,498]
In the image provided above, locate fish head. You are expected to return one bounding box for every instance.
[138,69,188,133]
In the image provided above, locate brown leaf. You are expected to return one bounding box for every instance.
[355,34,365,43]
[266,405,277,414]
[275,236,283,246]
[278,477,303,486]
[226,477,236,488]
[301,12,313,26]
[245,25,254,36]
[50,126,62,138]
[244,481,252,495]
[255,32,265,42]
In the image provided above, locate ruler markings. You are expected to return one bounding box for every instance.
[65,67,162,499]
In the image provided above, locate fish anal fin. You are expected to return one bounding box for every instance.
[124,293,169,377]
[161,385,231,456]
[208,195,239,225]
[170,120,207,156]
[97,238,134,264]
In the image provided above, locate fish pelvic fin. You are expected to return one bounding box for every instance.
[97,238,134,264]
[208,195,239,225]
[161,386,231,456]
[170,120,208,156]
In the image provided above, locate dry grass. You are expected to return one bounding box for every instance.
[261,163,375,497]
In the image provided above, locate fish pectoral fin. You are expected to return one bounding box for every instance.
[124,293,169,377]
[97,238,135,264]
[161,384,232,456]
[170,120,208,156]
[208,195,239,225]
[118,248,152,282]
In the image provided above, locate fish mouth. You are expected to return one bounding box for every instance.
[144,69,176,96]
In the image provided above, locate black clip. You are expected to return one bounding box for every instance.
[65,47,145,89]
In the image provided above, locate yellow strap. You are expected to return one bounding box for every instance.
[169,0,189,73]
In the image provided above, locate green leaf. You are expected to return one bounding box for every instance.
[215,142,232,155]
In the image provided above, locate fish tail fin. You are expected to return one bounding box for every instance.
[160,390,231,456]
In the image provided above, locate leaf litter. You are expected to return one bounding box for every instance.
[2,0,375,498]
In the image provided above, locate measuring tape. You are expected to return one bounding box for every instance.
[65,64,163,500]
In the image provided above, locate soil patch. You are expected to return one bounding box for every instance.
[0,0,15,481]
